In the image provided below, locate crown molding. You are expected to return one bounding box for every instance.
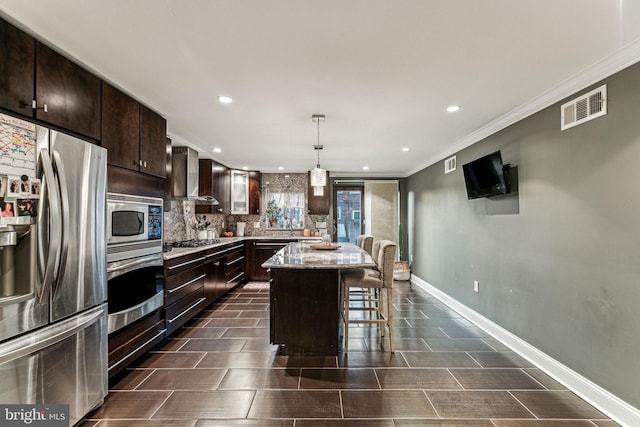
[406,37,640,178]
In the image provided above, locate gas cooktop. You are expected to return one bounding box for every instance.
[171,239,221,248]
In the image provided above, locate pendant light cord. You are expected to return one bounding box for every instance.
[316,119,321,168]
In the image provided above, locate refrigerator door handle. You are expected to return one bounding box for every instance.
[51,149,70,298]
[0,305,106,365]
[37,148,62,302]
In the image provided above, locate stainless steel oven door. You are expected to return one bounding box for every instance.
[107,252,164,334]
[107,251,163,280]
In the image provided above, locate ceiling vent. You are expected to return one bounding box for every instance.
[561,84,607,131]
[444,155,456,174]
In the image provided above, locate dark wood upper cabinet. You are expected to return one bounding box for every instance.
[196,159,230,215]
[248,171,262,215]
[308,170,330,214]
[217,167,231,214]
[0,19,35,117]
[35,41,101,140]
[139,104,167,178]
[102,82,140,172]
[102,88,166,179]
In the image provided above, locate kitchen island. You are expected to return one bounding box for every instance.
[262,242,375,355]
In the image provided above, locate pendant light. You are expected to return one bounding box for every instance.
[310,114,326,196]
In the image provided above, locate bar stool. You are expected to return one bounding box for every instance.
[356,234,374,255]
[342,240,396,353]
[351,234,376,312]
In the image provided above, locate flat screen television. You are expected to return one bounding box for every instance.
[462,150,508,199]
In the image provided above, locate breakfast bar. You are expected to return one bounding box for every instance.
[262,242,376,355]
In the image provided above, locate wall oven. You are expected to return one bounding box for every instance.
[106,193,166,376]
[107,192,163,246]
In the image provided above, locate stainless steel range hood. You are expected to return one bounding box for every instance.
[171,146,219,204]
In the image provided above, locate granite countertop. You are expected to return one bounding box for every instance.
[261,242,376,270]
[163,236,323,260]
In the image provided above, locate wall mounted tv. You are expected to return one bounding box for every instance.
[462,150,510,199]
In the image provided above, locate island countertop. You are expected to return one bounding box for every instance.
[262,242,375,269]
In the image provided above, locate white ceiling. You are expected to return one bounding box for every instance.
[2,1,640,176]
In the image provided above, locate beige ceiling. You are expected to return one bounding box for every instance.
[2,1,640,176]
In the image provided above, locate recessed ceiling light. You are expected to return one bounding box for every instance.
[218,95,233,104]
[447,105,461,113]
[213,147,221,153]
[362,166,369,171]
[278,166,284,171]
[242,166,249,170]
[402,147,410,152]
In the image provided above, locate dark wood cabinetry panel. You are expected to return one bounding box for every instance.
[248,240,289,280]
[217,167,231,214]
[102,82,140,172]
[164,252,206,336]
[0,19,35,117]
[107,165,165,198]
[164,137,173,211]
[108,310,165,378]
[196,159,231,215]
[308,170,330,214]
[223,243,245,291]
[248,171,262,215]
[270,268,340,355]
[35,42,101,140]
[139,104,167,178]
[164,242,246,334]
[203,253,224,306]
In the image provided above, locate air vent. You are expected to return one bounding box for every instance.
[444,155,456,174]
[561,84,607,131]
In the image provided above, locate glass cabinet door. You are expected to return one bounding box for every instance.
[230,170,249,214]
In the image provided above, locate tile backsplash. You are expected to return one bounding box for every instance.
[163,172,331,243]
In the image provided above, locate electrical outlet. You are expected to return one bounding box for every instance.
[473,281,479,293]
[254,222,261,228]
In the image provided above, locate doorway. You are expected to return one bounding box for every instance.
[333,180,400,251]
[333,186,363,244]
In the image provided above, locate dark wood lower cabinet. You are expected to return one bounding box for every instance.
[270,268,341,355]
[164,253,206,336]
[163,242,247,336]
[223,243,245,290]
[107,310,165,379]
[204,252,224,306]
[249,241,289,280]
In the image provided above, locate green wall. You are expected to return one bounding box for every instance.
[407,62,640,408]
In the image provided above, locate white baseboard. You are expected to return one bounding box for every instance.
[410,274,640,427]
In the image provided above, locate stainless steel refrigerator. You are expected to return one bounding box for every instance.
[0,113,108,426]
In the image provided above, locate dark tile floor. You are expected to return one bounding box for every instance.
[84,281,620,426]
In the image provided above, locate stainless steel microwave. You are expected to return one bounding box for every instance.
[106,193,163,245]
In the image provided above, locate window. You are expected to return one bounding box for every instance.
[265,192,305,229]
